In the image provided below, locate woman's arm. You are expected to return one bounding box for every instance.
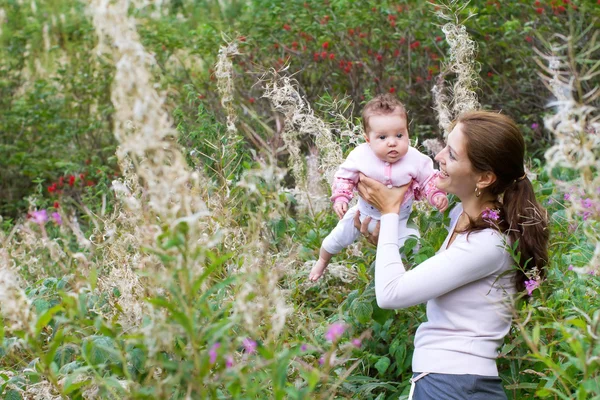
[375,214,509,309]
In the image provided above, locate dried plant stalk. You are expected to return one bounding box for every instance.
[539,33,600,274]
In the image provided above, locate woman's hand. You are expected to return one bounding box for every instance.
[356,174,412,214]
[353,211,380,246]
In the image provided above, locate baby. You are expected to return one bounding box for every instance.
[309,94,448,281]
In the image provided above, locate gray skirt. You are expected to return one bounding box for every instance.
[410,372,508,400]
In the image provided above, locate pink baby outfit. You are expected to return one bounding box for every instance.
[322,143,445,255]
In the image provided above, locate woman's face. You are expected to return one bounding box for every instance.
[434,123,480,199]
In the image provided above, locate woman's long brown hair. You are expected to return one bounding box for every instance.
[453,111,549,292]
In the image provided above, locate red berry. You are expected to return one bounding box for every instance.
[322,41,329,49]
[536,7,543,13]
[488,72,494,77]
[329,53,335,60]
[283,24,291,31]
[348,28,355,35]
[249,97,255,104]
[321,51,328,59]
[389,87,396,93]
[394,49,400,57]
[376,53,383,62]
[68,175,76,186]
[525,36,533,43]
[436,36,442,42]
[54,202,59,209]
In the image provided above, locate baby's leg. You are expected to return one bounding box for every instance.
[311,206,361,281]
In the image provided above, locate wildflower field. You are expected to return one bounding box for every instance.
[0,0,599,398]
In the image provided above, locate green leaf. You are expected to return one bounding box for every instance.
[374,356,391,375]
[35,305,64,336]
[352,301,373,325]
[4,390,23,400]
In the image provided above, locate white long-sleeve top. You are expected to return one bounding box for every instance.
[375,204,516,376]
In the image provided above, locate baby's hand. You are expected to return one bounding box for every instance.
[433,195,449,212]
[333,201,348,219]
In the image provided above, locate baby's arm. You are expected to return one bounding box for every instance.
[330,147,362,216]
[414,155,448,211]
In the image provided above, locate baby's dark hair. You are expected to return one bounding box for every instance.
[361,93,407,134]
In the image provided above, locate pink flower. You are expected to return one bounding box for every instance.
[564,193,571,201]
[225,355,234,368]
[524,279,539,296]
[325,322,346,341]
[51,212,62,226]
[300,344,308,352]
[582,198,593,208]
[568,265,574,271]
[531,123,539,130]
[351,338,362,348]
[209,342,220,364]
[318,356,325,365]
[242,338,257,354]
[30,210,48,225]
[482,208,500,221]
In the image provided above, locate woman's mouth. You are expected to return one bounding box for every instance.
[439,169,449,178]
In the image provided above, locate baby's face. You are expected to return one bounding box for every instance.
[365,113,409,163]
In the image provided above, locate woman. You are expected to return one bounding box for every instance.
[354,111,549,399]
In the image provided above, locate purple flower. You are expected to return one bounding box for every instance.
[582,198,593,208]
[225,355,234,368]
[209,342,220,364]
[547,198,554,205]
[524,279,540,296]
[300,344,308,352]
[564,193,571,201]
[324,322,346,342]
[242,338,257,354]
[318,356,325,365]
[568,265,574,271]
[51,212,62,225]
[481,208,500,221]
[531,123,539,130]
[30,209,48,225]
[351,338,362,348]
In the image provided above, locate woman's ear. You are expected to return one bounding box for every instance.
[478,171,497,190]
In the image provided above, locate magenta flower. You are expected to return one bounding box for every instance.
[481,208,500,221]
[324,322,346,342]
[225,355,234,368]
[51,212,62,226]
[582,198,593,208]
[351,338,362,348]
[300,344,308,352]
[524,279,540,296]
[30,209,48,225]
[242,338,257,354]
[531,123,539,130]
[318,356,325,365]
[568,265,574,271]
[564,193,571,201]
[209,342,220,364]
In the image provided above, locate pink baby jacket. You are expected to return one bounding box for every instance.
[331,143,445,207]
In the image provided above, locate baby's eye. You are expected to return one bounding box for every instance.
[396,133,403,138]
[379,135,386,140]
